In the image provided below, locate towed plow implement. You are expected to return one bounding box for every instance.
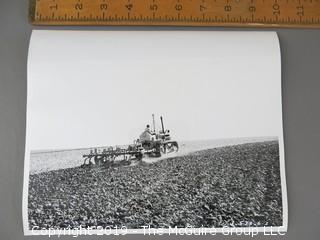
[82,115,178,167]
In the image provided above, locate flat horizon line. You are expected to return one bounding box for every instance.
[30,136,278,155]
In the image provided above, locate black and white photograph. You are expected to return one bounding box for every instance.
[23,30,287,235]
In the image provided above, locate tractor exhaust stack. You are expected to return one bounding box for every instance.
[152,114,156,133]
[160,116,165,133]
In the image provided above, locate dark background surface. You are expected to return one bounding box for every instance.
[0,0,319,239]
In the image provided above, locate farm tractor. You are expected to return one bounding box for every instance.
[82,115,179,166]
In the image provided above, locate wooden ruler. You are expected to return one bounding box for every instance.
[29,0,320,27]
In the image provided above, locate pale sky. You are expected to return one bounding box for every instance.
[27,31,282,150]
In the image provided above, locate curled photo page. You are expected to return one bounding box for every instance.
[23,30,287,236]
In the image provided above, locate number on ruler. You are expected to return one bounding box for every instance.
[175,3,183,11]
[224,5,232,12]
[249,6,256,13]
[297,5,304,16]
[126,4,133,11]
[272,3,280,15]
[200,4,206,12]
[49,4,58,10]
[75,3,83,10]
[100,3,108,10]
[150,4,158,11]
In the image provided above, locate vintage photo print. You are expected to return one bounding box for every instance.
[23,30,287,235]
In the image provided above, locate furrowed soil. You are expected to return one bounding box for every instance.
[28,141,283,229]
